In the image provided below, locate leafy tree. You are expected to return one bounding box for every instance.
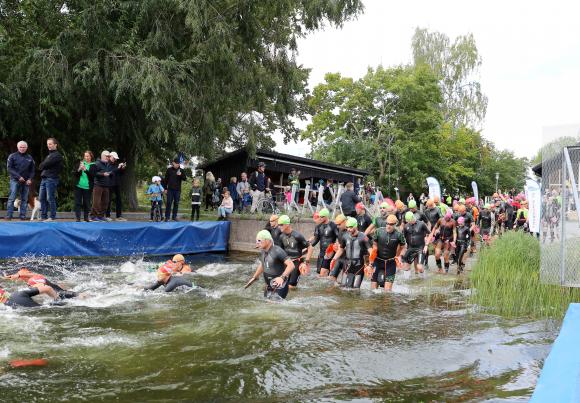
[0,0,363,208]
[412,27,488,130]
[531,135,579,165]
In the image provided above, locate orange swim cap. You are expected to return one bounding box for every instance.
[426,199,435,208]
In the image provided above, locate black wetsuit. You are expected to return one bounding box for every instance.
[478,210,493,237]
[356,213,372,233]
[455,225,471,272]
[330,229,348,278]
[339,231,371,288]
[260,244,290,299]
[403,209,429,227]
[145,275,192,292]
[373,228,406,286]
[44,279,78,299]
[279,230,309,286]
[310,221,339,273]
[504,204,515,230]
[423,207,441,265]
[402,221,430,264]
[265,223,283,247]
[4,288,41,308]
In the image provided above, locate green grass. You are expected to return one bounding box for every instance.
[470,231,580,319]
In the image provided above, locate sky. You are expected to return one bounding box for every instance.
[274,0,580,159]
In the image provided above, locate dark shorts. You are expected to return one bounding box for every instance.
[288,259,301,286]
[340,267,363,289]
[263,274,289,299]
[330,259,344,278]
[316,255,332,273]
[372,258,397,287]
[403,247,424,264]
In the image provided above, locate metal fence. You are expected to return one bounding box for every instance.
[540,145,580,286]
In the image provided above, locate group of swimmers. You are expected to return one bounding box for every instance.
[0,254,195,308]
[247,192,530,299]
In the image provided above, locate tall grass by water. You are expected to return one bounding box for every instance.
[470,231,580,319]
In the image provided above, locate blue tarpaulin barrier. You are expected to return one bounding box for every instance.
[0,221,230,258]
[530,303,580,402]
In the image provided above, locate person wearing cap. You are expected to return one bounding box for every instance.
[370,214,406,291]
[402,211,431,274]
[477,203,494,247]
[305,208,339,277]
[433,195,448,216]
[90,150,115,221]
[422,199,441,269]
[4,268,78,299]
[264,214,283,247]
[0,285,59,308]
[277,215,310,288]
[38,138,63,222]
[144,260,192,292]
[431,211,457,273]
[339,182,361,218]
[171,254,192,273]
[355,202,372,233]
[514,200,529,231]
[105,151,127,221]
[73,150,96,222]
[163,157,188,221]
[331,217,371,288]
[245,230,295,299]
[249,162,270,213]
[328,214,348,281]
[454,216,471,274]
[402,199,429,228]
[146,176,165,221]
[364,202,391,237]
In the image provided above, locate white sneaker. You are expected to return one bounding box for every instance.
[43,218,54,222]
[115,217,127,221]
[104,217,113,222]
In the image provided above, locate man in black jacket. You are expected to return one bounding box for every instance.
[339,182,361,217]
[105,151,127,221]
[6,141,35,220]
[38,138,63,222]
[90,151,114,221]
[163,158,187,221]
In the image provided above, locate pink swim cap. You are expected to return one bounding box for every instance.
[457,216,465,225]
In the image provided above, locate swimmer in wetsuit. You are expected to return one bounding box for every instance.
[4,268,78,299]
[402,211,431,274]
[245,230,295,299]
[144,261,192,292]
[328,214,348,281]
[431,211,457,273]
[0,285,59,308]
[264,214,283,247]
[477,204,494,247]
[332,217,371,289]
[370,214,405,291]
[364,202,391,237]
[170,254,192,273]
[277,215,310,289]
[455,216,471,274]
[305,208,339,277]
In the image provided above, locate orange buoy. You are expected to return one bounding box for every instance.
[9,358,48,368]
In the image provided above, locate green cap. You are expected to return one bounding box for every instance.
[484,203,491,209]
[319,208,330,218]
[277,215,291,225]
[380,202,389,209]
[346,217,358,228]
[405,211,415,222]
[408,200,417,209]
[256,230,273,241]
[459,198,465,204]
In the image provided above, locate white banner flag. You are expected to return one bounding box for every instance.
[471,181,479,206]
[526,179,541,233]
[426,177,441,200]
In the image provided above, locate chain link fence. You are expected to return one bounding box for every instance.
[540,139,580,286]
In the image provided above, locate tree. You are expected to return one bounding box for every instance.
[303,65,443,196]
[412,27,488,130]
[0,0,364,208]
[531,135,580,165]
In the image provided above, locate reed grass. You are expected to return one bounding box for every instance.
[470,231,580,319]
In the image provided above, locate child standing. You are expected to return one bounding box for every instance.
[146,176,164,221]
[191,178,202,221]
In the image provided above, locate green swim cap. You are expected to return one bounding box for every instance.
[319,208,330,218]
[405,211,415,222]
[408,200,417,209]
[459,198,465,204]
[256,230,273,241]
[380,202,389,209]
[484,203,491,209]
[277,215,291,225]
[346,217,358,228]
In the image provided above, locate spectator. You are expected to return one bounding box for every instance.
[73,150,95,222]
[38,138,63,222]
[339,182,361,217]
[91,151,114,221]
[407,193,415,203]
[323,179,334,206]
[288,168,301,203]
[214,178,223,207]
[217,190,233,221]
[6,140,35,220]
[146,176,164,221]
[236,172,251,213]
[105,151,127,221]
[419,192,428,212]
[163,157,187,221]
[191,178,202,221]
[203,171,216,211]
[227,177,239,212]
[249,161,270,213]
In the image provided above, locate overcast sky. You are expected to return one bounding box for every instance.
[274,0,580,159]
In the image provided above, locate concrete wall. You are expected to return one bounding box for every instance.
[229,216,319,256]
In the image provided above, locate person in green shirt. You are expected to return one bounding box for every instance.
[74,150,96,222]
